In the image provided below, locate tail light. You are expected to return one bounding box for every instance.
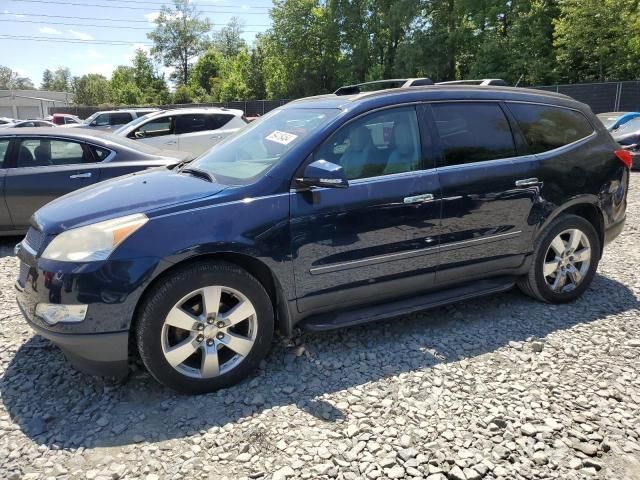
[615,149,633,169]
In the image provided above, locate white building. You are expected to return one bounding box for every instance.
[0,90,71,119]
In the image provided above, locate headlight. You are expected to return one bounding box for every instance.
[41,213,148,262]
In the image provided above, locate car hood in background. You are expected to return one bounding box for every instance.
[33,168,227,234]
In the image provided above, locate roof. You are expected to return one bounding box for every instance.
[286,85,581,112]
[0,127,123,141]
[159,107,244,116]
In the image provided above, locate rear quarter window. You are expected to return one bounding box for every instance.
[507,103,594,154]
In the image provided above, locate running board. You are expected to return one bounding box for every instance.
[300,277,515,332]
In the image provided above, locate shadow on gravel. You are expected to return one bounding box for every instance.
[1,273,638,450]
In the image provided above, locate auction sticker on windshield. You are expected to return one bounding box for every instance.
[266,130,298,145]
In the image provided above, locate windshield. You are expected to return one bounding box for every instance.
[615,117,640,135]
[188,108,340,183]
[114,112,156,135]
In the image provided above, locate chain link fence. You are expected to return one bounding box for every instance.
[50,81,640,119]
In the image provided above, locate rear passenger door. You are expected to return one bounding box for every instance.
[130,115,178,150]
[4,137,101,229]
[428,102,541,283]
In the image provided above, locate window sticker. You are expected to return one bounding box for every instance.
[266,130,298,145]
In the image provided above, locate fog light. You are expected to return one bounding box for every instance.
[35,303,88,325]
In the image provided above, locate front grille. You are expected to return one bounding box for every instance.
[24,227,44,253]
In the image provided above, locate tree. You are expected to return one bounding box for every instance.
[0,66,34,89]
[213,17,247,58]
[218,49,252,101]
[147,0,211,85]
[73,74,111,105]
[51,67,72,91]
[190,48,224,95]
[554,0,640,82]
[41,69,54,90]
[110,66,142,105]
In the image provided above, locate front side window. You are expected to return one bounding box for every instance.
[92,114,110,127]
[508,103,594,154]
[315,106,422,180]
[190,108,340,184]
[175,114,207,135]
[431,102,516,166]
[132,117,174,139]
[16,139,90,167]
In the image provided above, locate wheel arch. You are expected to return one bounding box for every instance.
[539,198,605,257]
[129,252,293,357]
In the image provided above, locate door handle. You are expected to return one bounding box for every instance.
[70,173,92,179]
[404,193,435,204]
[164,140,177,145]
[515,177,540,187]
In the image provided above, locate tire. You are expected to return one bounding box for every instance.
[517,214,600,303]
[136,261,274,394]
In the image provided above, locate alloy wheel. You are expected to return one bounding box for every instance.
[161,286,258,379]
[543,228,592,293]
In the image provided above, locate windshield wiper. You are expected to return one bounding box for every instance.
[180,167,216,183]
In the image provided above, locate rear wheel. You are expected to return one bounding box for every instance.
[136,261,274,394]
[518,214,600,303]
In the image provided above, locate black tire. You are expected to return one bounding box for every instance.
[136,261,274,394]
[517,214,600,303]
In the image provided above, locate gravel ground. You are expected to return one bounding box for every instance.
[1,175,640,480]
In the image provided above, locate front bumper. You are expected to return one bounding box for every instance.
[14,238,167,378]
[16,287,129,377]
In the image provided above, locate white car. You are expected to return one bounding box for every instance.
[113,108,248,156]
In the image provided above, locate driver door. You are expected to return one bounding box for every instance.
[290,105,441,314]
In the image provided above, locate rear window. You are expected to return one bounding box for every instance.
[508,103,594,154]
[431,102,516,166]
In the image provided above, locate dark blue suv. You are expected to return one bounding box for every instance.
[15,84,629,393]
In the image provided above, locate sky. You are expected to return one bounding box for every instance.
[0,0,273,87]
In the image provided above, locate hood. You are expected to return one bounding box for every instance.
[33,168,227,234]
[613,130,640,145]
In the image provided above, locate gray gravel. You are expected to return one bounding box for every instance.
[1,174,640,480]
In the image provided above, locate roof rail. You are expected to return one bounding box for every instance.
[334,78,434,96]
[436,79,509,86]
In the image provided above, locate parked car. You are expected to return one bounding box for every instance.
[609,117,640,169]
[113,108,248,156]
[0,119,56,128]
[71,108,160,132]
[52,113,81,126]
[15,81,629,394]
[0,128,189,234]
[597,111,640,131]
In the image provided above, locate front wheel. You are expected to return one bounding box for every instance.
[136,261,274,394]
[518,214,600,303]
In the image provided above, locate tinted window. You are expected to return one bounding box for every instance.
[110,113,133,126]
[315,106,422,180]
[0,139,9,167]
[17,139,90,167]
[431,103,516,166]
[175,114,207,135]
[207,114,234,130]
[132,117,174,139]
[93,114,110,127]
[508,103,594,154]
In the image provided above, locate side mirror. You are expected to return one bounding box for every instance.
[134,130,146,139]
[296,160,349,189]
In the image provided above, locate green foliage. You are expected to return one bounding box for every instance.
[26,0,640,106]
[147,0,212,86]
[72,74,111,105]
[0,66,34,90]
